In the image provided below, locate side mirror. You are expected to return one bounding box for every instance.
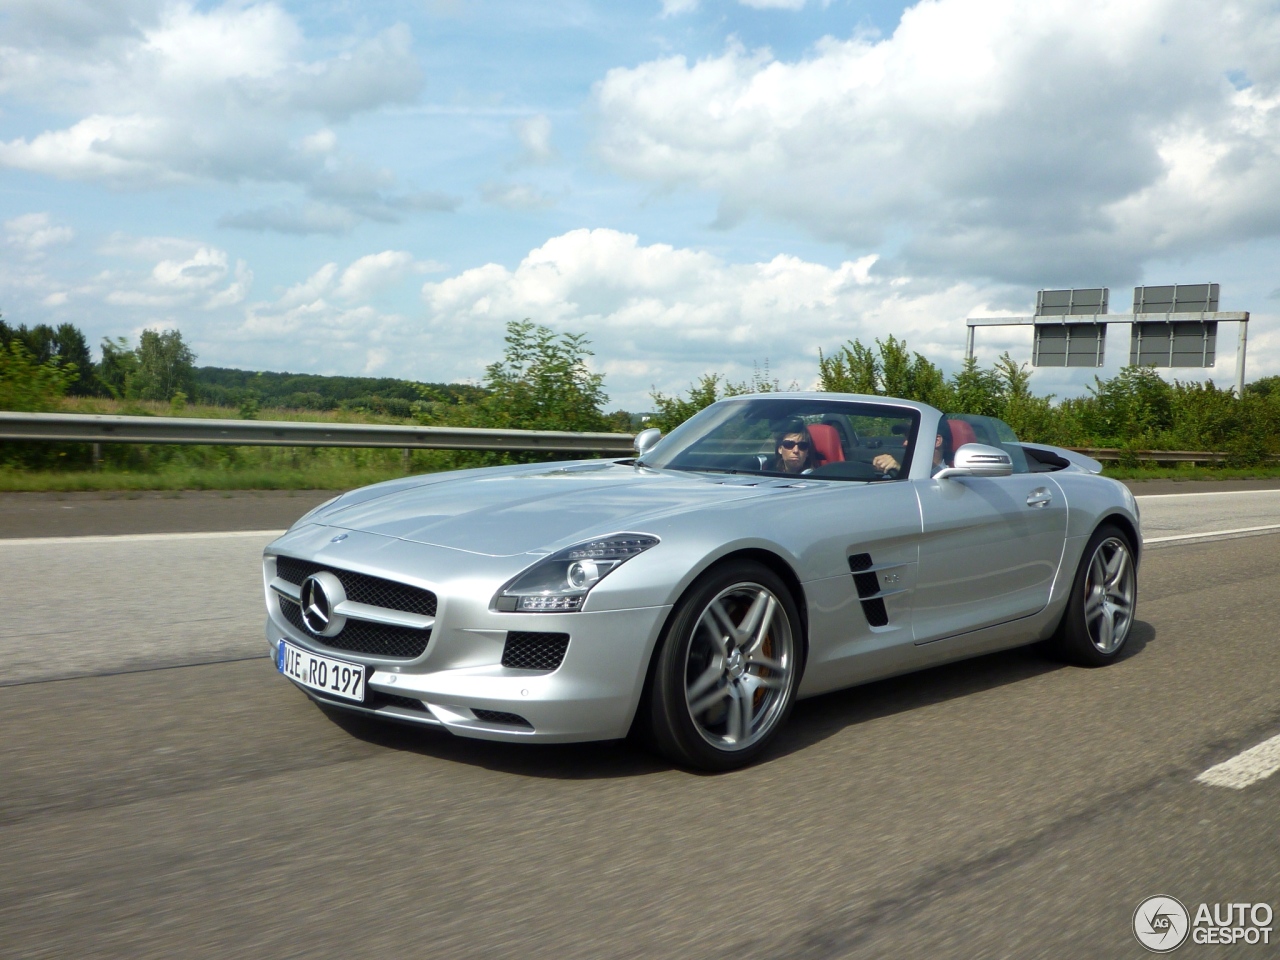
[934,442,1014,479]
[634,427,663,458]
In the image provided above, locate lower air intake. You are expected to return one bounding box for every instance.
[501,632,569,671]
[473,709,533,729]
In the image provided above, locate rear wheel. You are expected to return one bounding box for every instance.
[1048,523,1137,666]
[648,561,801,771]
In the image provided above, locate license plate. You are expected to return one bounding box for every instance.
[277,640,365,703]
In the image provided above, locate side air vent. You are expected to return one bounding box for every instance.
[501,632,569,671]
[848,553,889,628]
[473,709,533,729]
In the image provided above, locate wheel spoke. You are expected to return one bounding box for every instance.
[686,662,723,702]
[1097,603,1116,651]
[1084,587,1105,622]
[698,608,730,655]
[747,670,786,690]
[740,592,775,656]
[725,684,744,742]
[735,681,754,743]
[1103,545,1124,582]
[1105,549,1129,593]
[1089,552,1107,591]
[689,682,731,716]
[747,653,784,672]
[709,599,741,645]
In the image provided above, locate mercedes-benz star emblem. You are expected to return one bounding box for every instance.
[301,576,330,632]
[299,573,347,637]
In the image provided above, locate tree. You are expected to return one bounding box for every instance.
[134,329,197,401]
[0,339,78,412]
[96,336,140,399]
[816,335,949,407]
[649,374,726,433]
[480,320,609,432]
[54,324,96,395]
[818,340,878,394]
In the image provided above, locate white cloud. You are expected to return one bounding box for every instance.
[659,0,700,17]
[91,242,251,309]
[596,0,1280,284]
[219,202,362,235]
[739,0,807,9]
[0,2,426,231]
[335,251,419,301]
[514,113,557,164]
[97,232,201,259]
[480,181,556,210]
[417,227,1001,403]
[4,213,75,254]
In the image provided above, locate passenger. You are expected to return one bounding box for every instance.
[772,419,816,474]
[872,428,950,477]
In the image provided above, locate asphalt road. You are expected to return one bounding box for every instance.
[1,488,1278,959]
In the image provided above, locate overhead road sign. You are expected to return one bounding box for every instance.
[1031,288,1109,368]
[965,283,1249,394]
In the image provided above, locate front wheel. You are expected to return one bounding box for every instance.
[1047,523,1138,666]
[648,561,802,771]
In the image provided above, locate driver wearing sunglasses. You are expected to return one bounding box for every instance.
[772,419,816,474]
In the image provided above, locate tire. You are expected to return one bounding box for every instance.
[1047,523,1138,666]
[647,560,803,771]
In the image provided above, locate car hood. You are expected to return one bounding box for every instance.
[316,461,790,556]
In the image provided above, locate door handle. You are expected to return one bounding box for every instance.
[1026,488,1053,508]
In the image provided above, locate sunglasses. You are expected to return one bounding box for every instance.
[779,440,811,451]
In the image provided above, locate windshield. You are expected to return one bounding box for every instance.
[640,397,922,482]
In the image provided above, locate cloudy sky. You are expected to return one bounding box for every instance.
[2,0,1278,410]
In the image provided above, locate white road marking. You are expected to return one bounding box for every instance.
[1135,488,1280,500]
[1143,523,1280,545]
[1196,733,1280,789]
[0,529,285,547]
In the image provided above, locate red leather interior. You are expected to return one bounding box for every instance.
[807,423,844,463]
[948,419,978,448]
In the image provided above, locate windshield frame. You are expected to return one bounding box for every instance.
[637,396,924,483]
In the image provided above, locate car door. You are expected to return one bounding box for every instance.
[911,471,1066,645]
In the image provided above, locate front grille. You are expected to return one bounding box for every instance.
[501,632,569,671]
[275,555,437,617]
[473,709,533,728]
[279,596,431,659]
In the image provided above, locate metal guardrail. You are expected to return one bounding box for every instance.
[1069,448,1274,464]
[1,413,1268,464]
[0,412,637,455]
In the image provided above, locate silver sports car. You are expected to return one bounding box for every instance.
[264,393,1140,770]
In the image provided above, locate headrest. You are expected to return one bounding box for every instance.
[806,423,844,463]
[948,419,979,448]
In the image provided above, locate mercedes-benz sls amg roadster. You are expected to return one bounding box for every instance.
[264,394,1140,770]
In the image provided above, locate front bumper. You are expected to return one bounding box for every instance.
[263,527,672,743]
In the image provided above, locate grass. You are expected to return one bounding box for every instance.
[57,396,415,425]
[1100,463,1280,481]
[0,464,417,492]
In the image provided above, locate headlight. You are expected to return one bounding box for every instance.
[494,534,659,612]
